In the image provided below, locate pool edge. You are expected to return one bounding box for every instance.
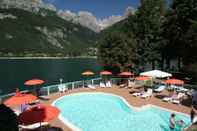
[52,92,191,131]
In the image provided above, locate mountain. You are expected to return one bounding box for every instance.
[0,5,98,57]
[57,6,136,32]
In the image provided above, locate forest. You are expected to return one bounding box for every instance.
[98,0,197,82]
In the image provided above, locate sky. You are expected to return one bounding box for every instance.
[43,0,140,19]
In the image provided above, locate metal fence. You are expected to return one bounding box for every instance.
[1,77,197,101]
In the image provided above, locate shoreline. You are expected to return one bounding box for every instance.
[0,56,97,59]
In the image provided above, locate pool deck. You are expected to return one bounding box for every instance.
[41,86,193,131]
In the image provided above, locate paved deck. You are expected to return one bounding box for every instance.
[39,86,193,131]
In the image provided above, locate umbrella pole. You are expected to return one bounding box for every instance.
[40,122,42,131]
[20,104,22,113]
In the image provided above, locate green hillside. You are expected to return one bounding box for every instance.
[0,8,98,57]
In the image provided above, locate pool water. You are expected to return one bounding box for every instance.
[53,93,191,131]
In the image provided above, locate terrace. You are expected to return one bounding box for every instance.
[1,77,196,131]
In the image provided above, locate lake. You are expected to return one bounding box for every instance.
[0,58,102,95]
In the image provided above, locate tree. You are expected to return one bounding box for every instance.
[135,0,166,69]
[98,31,137,72]
[162,0,197,69]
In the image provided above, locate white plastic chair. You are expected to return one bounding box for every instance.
[100,82,106,88]
[58,84,67,93]
[106,81,112,88]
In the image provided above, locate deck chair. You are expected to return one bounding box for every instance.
[154,85,166,93]
[132,92,142,97]
[19,122,49,130]
[171,92,185,104]
[163,93,177,102]
[100,82,106,88]
[58,84,67,93]
[141,89,153,99]
[106,81,112,88]
[128,80,135,88]
[88,84,96,89]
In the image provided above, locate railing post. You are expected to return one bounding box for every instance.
[72,82,74,89]
[47,87,50,96]
[92,79,94,85]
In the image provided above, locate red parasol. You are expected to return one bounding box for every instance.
[119,71,134,76]
[100,71,112,75]
[135,76,151,81]
[4,89,37,106]
[82,70,94,76]
[165,79,184,85]
[18,104,60,125]
[24,79,44,86]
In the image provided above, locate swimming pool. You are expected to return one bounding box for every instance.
[53,92,191,131]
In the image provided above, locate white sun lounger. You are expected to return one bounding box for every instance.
[171,93,185,104]
[141,89,153,98]
[132,92,142,97]
[154,85,166,92]
[100,82,106,88]
[58,84,67,92]
[106,81,112,88]
[19,122,49,130]
[88,84,96,89]
[163,93,185,104]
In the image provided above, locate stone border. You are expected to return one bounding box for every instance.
[52,92,191,131]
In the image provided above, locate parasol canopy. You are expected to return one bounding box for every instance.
[24,79,44,86]
[100,71,112,75]
[18,104,60,125]
[165,79,184,85]
[4,89,37,106]
[81,71,94,76]
[140,70,172,78]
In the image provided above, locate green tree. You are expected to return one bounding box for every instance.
[135,0,166,69]
[162,0,197,69]
[98,31,137,72]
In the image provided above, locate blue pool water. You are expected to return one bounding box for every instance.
[53,93,191,131]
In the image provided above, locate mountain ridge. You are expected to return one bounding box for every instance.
[0,7,98,57]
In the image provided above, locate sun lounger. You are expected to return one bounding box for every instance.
[171,93,185,104]
[28,99,40,105]
[39,95,50,100]
[128,81,135,88]
[176,87,188,93]
[106,81,112,88]
[58,84,67,93]
[100,82,106,88]
[163,93,185,104]
[141,89,153,99]
[154,85,166,92]
[119,84,127,88]
[19,122,49,130]
[88,84,96,89]
[132,92,142,97]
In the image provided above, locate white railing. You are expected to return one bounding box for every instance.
[0,77,103,101]
[2,77,195,101]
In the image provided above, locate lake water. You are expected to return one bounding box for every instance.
[0,58,101,95]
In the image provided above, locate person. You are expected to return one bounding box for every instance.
[21,104,30,112]
[170,113,176,130]
[177,120,185,130]
[191,106,195,123]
